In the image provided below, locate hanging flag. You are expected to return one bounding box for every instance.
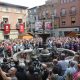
[47,23,52,29]
[35,21,42,31]
[45,22,52,29]
[4,24,10,34]
[19,24,24,33]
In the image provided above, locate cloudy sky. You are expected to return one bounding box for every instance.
[1,0,47,8]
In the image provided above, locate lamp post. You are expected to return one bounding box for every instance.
[42,20,45,34]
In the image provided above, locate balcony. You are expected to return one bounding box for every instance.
[0,21,9,30]
[69,10,77,16]
[16,22,25,29]
[38,15,46,20]
[38,14,52,20]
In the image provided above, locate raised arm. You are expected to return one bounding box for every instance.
[0,68,11,80]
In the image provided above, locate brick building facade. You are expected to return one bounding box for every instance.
[53,0,80,36]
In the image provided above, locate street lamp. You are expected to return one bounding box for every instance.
[42,20,45,34]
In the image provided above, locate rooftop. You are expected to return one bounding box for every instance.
[28,6,39,10]
[0,2,28,9]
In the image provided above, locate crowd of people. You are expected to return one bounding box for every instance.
[0,37,80,58]
[0,37,80,80]
[0,37,42,58]
[0,50,80,80]
[47,37,80,52]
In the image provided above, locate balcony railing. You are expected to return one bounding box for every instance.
[69,10,77,16]
[38,14,52,20]
[16,22,25,30]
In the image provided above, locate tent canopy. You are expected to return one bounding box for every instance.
[18,33,33,40]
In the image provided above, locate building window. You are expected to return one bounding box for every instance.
[70,0,76,2]
[29,10,31,13]
[71,17,76,25]
[4,35,9,39]
[64,0,67,3]
[45,10,48,16]
[16,8,22,13]
[61,18,66,25]
[34,16,36,20]
[54,9,57,16]
[61,0,69,4]
[3,18,8,24]
[61,9,66,16]
[2,7,8,12]
[71,7,76,12]
[34,9,36,13]
[42,11,46,19]
[67,0,70,3]
[18,19,23,23]
[70,7,76,15]
[60,0,64,4]
[42,11,46,16]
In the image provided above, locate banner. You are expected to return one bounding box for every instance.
[47,23,52,29]
[19,24,24,33]
[45,22,52,29]
[35,21,42,31]
[4,24,10,34]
